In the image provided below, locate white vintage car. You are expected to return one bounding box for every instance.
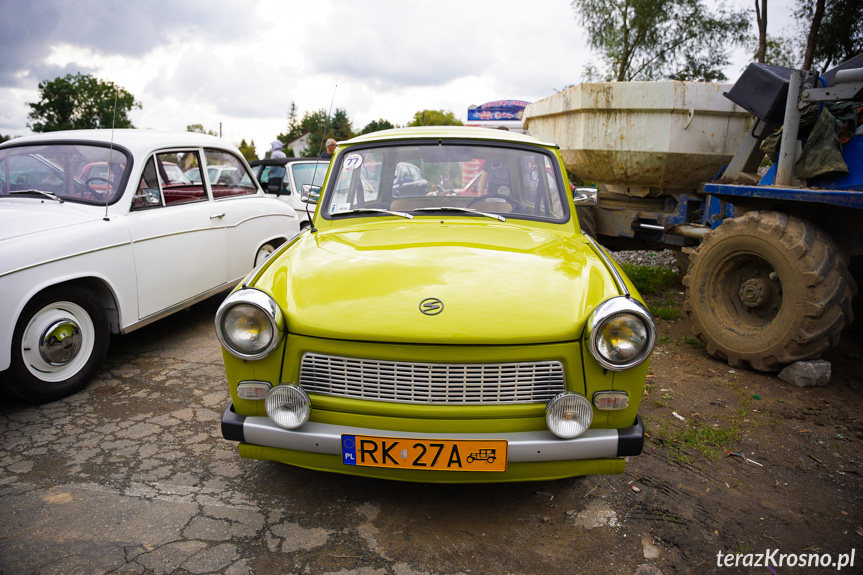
[0,130,299,402]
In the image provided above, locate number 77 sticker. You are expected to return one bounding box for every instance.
[343,153,363,171]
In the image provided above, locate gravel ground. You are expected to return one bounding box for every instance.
[610,249,678,269]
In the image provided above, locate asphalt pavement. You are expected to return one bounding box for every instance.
[0,295,668,575]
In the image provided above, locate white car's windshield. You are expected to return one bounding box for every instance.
[291,162,328,190]
[0,143,131,205]
[323,143,568,222]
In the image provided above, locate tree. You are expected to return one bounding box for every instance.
[408,110,463,126]
[571,0,750,82]
[0,133,12,143]
[795,0,863,71]
[237,139,258,162]
[760,36,800,68]
[186,123,218,136]
[754,0,768,63]
[360,119,396,135]
[27,73,140,132]
[300,107,354,157]
[275,100,305,149]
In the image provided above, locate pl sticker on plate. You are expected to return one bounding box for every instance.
[342,153,363,171]
[342,435,357,465]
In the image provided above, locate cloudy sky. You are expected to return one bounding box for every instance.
[0,0,797,156]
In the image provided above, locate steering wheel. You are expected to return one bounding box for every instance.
[83,177,110,201]
[465,194,525,213]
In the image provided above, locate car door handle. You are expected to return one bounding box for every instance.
[210,213,225,219]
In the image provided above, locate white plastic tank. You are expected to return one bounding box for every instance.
[523,82,752,195]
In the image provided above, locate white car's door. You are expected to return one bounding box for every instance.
[124,151,227,319]
[204,149,298,281]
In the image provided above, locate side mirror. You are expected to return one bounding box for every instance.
[137,188,161,206]
[301,184,321,204]
[573,187,598,206]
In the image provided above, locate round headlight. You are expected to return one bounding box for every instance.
[215,289,283,359]
[546,392,593,439]
[266,384,311,429]
[587,297,655,370]
[596,313,648,362]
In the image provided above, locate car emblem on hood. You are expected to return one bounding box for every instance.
[419,298,444,316]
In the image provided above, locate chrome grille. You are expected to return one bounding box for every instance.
[299,353,566,404]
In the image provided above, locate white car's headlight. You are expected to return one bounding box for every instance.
[215,289,283,360]
[586,297,656,370]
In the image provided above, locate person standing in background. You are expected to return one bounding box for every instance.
[271,140,286,159]
[320,138,337,160]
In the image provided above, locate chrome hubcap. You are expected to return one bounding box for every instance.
[39,319,82,365]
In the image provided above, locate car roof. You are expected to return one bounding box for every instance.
[248,157,327,167]
[341,126,558,148]
[0,129,241,157]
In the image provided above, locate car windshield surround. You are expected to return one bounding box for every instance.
[0,142,132,205]
[321,141,570,224]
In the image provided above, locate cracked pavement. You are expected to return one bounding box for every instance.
[0,296,669,575]
[3,295,860,574]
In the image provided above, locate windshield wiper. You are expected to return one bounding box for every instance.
[331,208,413,219]
[5,189,64,203]
[413,206,506,222]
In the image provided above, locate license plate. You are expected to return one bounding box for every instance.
[341,434,507,472]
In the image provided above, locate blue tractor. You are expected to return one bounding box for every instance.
[524,56,862,371]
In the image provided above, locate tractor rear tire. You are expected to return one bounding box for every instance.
[683,211,857,371]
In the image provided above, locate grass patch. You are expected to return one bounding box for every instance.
[619,262,681,295]
[676,424,741,459]
[649,299,681,320]
[646,416,741,461]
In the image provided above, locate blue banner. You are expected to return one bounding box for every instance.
[467,100,531,122]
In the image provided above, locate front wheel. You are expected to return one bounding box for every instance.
[683,211,856,371]
[6,286,110,402]
[255,243,276,267]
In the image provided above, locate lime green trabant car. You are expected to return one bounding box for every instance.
[216,127,655,483]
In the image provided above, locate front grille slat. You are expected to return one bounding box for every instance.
[298,353,566,405]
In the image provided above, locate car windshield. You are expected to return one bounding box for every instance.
[291,162,328,190]
[0,143,130,205]
[323,143,568,222]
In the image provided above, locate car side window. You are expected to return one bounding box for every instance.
[133,151,206,209]
[205,150,257,199]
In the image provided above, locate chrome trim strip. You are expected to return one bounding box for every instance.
[129,226,223,244]
[584,234,629,297]
[223,212,297,228]
[241,418,623,462]
[0,241,131,279]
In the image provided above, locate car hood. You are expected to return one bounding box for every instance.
[0,200,104,243]
[256,221,624,345]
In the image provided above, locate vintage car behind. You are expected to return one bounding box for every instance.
[249,157,329,229]
[216,127,655,482]
[0,130,300,402]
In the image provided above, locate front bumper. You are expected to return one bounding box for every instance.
[221,402,644,463]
